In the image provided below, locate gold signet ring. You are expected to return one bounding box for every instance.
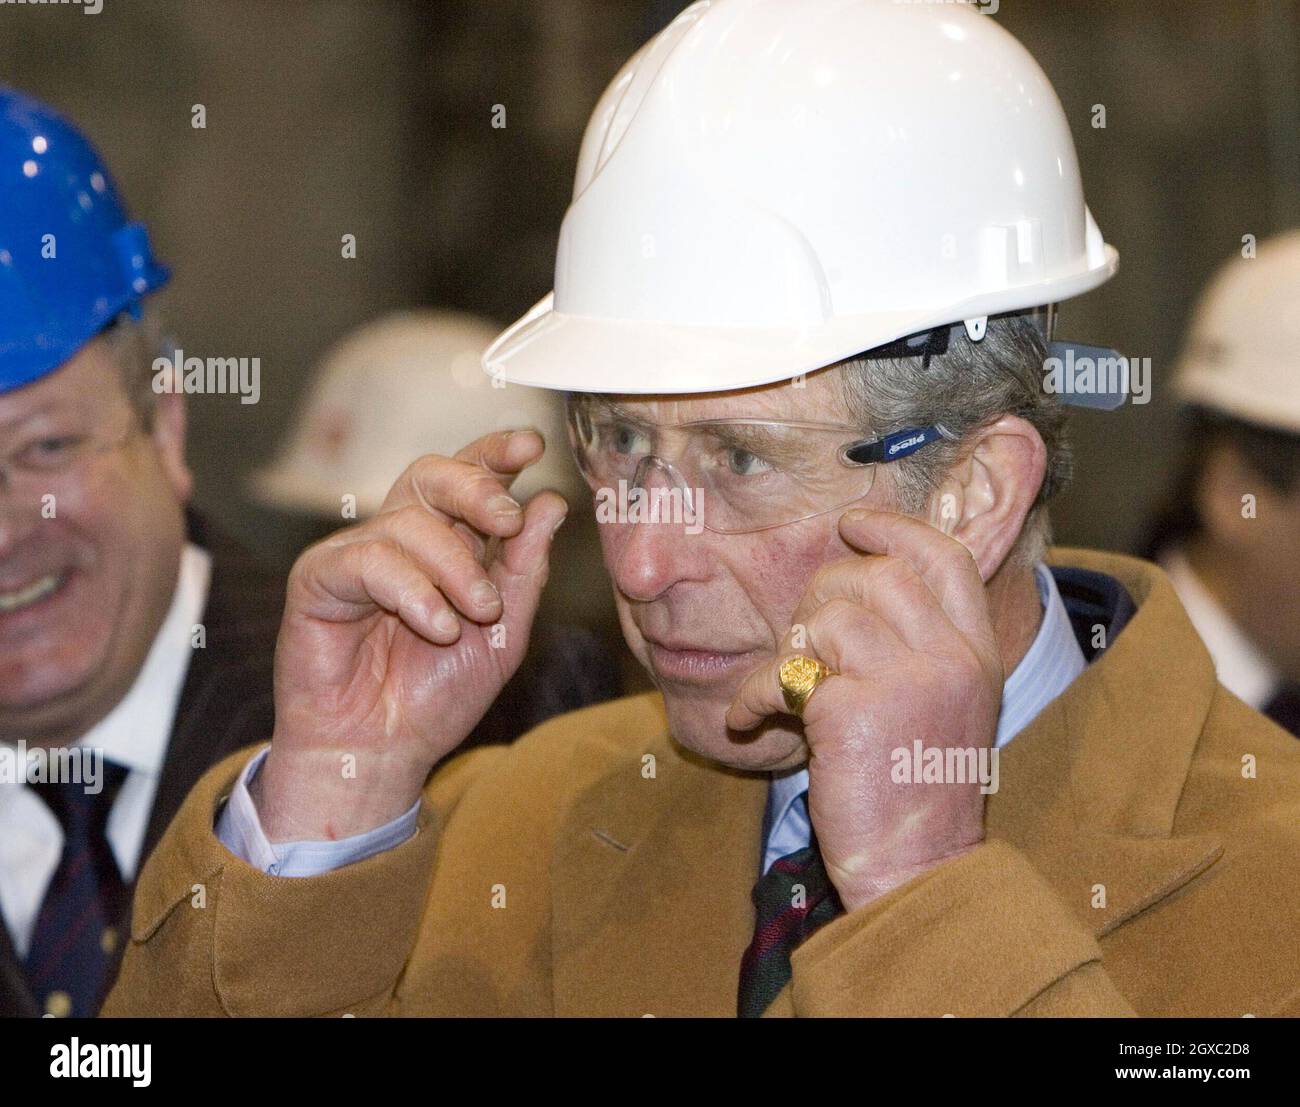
[778,655,833,718]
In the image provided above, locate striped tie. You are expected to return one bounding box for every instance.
[24,760,130,1018]
[738,811,844,1018]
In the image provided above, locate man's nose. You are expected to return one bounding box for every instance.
[609,465,709,602]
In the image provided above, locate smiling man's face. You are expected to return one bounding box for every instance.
[588,366,903,772]
[0,334,191,745]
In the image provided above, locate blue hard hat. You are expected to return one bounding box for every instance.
[0,86,170,395]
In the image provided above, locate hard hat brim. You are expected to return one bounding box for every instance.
[483,246,1118,395]
[1175,366,1300,435]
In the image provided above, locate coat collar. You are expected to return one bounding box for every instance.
[550,549,1225,1015]
[987,548,1225,937]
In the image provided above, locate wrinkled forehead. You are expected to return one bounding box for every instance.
[573,363,852,425]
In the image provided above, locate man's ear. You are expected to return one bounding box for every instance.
[925,414,1046,580]
[149,389,193,504]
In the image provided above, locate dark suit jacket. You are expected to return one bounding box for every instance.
[1,513,621,1016]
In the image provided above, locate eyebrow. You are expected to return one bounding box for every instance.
[0,401,78,436]
[584,397,657,428]
[581,397,829,465]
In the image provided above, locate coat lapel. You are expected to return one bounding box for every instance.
[985,693,1224,939]
[550,728,768,1017]
[990,548,1227,937]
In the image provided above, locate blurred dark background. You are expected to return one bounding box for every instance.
[2,0,1298,592]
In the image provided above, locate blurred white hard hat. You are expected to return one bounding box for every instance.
[252,309,583,518]
[484,0,1117,395]
[1175,229,1300,434]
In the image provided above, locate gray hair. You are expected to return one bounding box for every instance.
[101,309,166,426]
[835,313,1072,568]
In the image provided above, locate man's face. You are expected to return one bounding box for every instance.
[1229,469,1300,683]
[0,336,190,743]
[590,366,904,772]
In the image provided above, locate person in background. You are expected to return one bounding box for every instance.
[248,310,626,745]
[1143,230,1300,736]
[0,85,284,1017]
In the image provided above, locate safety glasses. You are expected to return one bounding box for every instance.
[566,394,951,534]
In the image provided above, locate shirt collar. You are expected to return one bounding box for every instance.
[767,560,1085,830]
[996,561,1087,744]
[1158,547,1278,709]
[76,542,212,775]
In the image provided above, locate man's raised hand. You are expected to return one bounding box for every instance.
[255,429,567,842]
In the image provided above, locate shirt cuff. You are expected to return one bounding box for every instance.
[215,746,421,877]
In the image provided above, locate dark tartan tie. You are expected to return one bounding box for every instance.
[738,807,844,1018]
[24,761,130,1017]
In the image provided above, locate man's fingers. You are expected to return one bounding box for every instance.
[727,650,849,732]
[797,554,946,655]
[306,431,561,646]
[485,490,567,638]
[453,427,546,480]
[726,654,789,732]
[372,505,505,624]
[729,510,1001,731]
[321,505,506,622]
[727,600,899,732]
[377,429,547,527]
[836,509,993,647]
[378,454,526,534]
[299,539,465,645]
[492,490,567,585]
[797,598,906,672]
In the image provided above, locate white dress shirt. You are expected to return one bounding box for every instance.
[0,543,211,958]
[219,561,1087,882]
[1159,547,1279,711]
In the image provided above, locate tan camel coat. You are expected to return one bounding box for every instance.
[103,550,1300,1017]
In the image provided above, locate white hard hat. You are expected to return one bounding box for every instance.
[483,0,1118,395]
[252,309,584,518]
[1175,229,1300,434]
